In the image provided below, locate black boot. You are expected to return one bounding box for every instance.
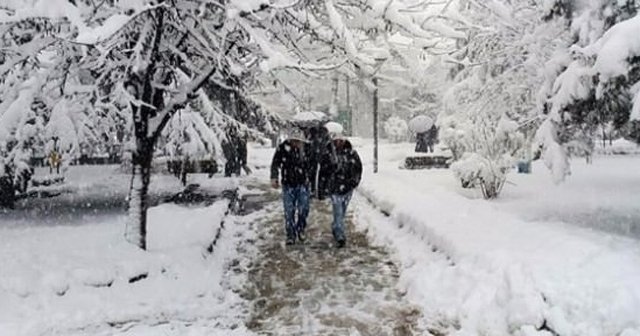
[297,231,306,243]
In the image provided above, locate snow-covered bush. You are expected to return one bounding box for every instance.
[439,116,469,161]
[383,116,408,143]
[449,115,525,199]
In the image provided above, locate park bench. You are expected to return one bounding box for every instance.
[403,155,452,169]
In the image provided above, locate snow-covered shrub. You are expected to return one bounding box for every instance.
[383,116,408,143]
[438,115,470,161]
[449,116,525,199]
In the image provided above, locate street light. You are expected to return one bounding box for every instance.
[372,55,387,174]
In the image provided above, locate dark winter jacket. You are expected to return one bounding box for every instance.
[320,139,362,195]
[307,126,332,199]
[237,137,248,166]
[270,140,311,187]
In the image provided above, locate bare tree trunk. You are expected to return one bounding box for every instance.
[181,157,188,186]
[126,146,153,250]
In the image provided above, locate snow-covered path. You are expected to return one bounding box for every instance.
[235,183,423,335]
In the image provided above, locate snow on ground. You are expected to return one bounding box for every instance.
[3,140,640,335]
[354,140,640,335]
[0,166,252,335]
[500,156,640,238]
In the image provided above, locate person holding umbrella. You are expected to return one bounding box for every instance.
[270,128,312,245]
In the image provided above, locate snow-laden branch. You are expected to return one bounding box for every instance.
[325,0,374,66]
[150,65,217,142]
[237,17,346,72]
[0,36,57,76]
[76,3,170,45]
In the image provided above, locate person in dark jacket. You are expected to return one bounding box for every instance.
[237,132,251,175]
[222,126,241,177]
[270,129,311,245]
[307,125,332,199]
[321,129,362,248]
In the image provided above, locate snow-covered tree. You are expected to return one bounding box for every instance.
[0,4,93,202]
[1,0,466,248]
[537,0,640,181]
[438,0,569,196]
[383,116,408,143]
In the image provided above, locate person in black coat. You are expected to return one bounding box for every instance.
[270,129,312,245]
[307,125,332,199]
[319,130,362,248]
[222,126,241,177]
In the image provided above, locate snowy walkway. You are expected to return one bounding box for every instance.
[233,183,423,336]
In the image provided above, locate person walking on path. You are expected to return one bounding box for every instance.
[270,128,311,245]
[222,126,241,177]
[321,128,362,248]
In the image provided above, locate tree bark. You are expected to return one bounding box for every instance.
[126,147,153,250]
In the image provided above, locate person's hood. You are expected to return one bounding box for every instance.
[334,138,353,151]
[287,128,308,142]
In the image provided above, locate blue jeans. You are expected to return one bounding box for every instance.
[330,191,353,242]
[282,186,310,240]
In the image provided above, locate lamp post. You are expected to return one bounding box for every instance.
[373,75,379,173]
[372,56,387,174]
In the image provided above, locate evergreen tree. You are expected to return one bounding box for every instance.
[538,0,640,181]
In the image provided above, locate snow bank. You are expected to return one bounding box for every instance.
[146,201,228,250]
[0,198,252,335]
[358,168,640,335]
[500,157,640,239]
